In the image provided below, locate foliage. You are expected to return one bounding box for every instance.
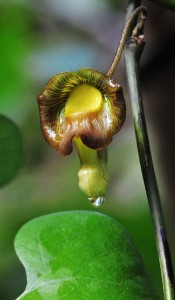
[0,3,32,114]
[15,211,157,299]
[0,115,24,187]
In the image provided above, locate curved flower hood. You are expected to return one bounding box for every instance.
[37,68,126,156]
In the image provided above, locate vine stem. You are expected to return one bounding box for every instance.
[107,6,146,77]
[123,1,175,299]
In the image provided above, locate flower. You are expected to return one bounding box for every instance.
[37,68,126,206]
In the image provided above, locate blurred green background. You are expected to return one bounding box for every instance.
[0,0,175,299]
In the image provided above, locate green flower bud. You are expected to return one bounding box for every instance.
[74,138,109,206]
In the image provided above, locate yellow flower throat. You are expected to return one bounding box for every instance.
[65,84,102,116]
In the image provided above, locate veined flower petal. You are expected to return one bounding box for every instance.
[37,68,126,156]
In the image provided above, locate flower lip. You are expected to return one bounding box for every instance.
[37,68,126,156]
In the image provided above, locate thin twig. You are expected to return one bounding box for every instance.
[124,1,175,299]
[107,6,146,77]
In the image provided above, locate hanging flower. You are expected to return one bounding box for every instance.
[37,68,125,205]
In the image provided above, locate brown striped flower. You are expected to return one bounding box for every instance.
[37,68,126,206]
[37,68,126,156]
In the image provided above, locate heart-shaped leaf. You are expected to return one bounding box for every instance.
[0,115,24,187]
[15,211,158,299]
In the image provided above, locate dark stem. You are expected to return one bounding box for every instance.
[124,1,175,299]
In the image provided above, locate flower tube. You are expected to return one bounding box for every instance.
[38,68,126,205]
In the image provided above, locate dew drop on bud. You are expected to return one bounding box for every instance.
[88,196,105,207]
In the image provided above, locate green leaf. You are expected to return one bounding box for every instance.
[15,211,158,299]
[0,115,24,187]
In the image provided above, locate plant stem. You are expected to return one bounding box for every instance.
[124,1,175,299]
[107,6,146,78]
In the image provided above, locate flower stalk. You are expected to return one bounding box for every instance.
[124,1,175,299]
[107,5,147,77]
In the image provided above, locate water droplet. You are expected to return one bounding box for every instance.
[88,196,105,207]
